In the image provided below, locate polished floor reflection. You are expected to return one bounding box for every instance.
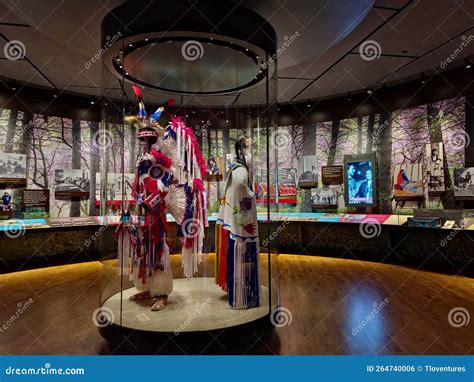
[0,255,473,355]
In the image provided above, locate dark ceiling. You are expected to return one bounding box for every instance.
[0,0,473,107]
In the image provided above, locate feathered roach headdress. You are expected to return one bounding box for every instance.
[124,85,176,138]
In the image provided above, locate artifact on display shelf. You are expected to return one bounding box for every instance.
[278,167,298,203]
[407,216,442,228]
[297,155,318,188]
[208,156,220,175]
[393,163,424,198]
[216,136,260,309]
[54,169,90,196]
[344,153,377,207]
[203,156,223,181]
[311,188,337,207]
[321,165,343,186]
[424,142,445,193]
[0,189,13,219]
[117,86,208,311]
[0,153,27,182]
[453,167,474,198]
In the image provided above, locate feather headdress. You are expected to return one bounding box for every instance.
[126,85,176,138]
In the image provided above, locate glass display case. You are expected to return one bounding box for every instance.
[95,0,280,354]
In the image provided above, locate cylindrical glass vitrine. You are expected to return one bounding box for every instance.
[95,0,279,354]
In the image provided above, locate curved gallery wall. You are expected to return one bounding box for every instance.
[0,88,473,275]
[0,93,471,217]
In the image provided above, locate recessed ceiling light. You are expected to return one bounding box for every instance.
[366,88,373,95]
[129,43,133,47]
[145,38,148,42]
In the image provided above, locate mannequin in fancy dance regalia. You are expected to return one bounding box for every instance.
[215,136,260,309]
[117,86,208,311]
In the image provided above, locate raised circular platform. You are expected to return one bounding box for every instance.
[99,277,277,354]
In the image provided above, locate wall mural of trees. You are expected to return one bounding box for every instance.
[0,110,133,219]
[278,96,467,212]
[0,95,469,219]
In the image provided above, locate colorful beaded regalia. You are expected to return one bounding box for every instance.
[215,136,260,310]
[118,86,208,311]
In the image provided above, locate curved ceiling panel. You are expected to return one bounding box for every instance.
[1,0,473,105]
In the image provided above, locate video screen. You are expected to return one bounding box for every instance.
[346,160,374,205]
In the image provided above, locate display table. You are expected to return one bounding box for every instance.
[1,213,473,277]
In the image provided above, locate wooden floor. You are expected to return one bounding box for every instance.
[0,255,473,355]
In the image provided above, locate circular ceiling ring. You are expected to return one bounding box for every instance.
[101,0,277,96]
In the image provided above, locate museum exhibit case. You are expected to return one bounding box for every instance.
[93,0,280,353]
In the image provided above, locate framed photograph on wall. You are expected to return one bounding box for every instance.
[96,173,135,201]
[425,142,445,192]
[344,153,377,207]
[0,153,27,181]
[453,167,474,198]
[54,169,90,196]
[393,163,424,198]
[297,155,318,188]
[311,188,337,207]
